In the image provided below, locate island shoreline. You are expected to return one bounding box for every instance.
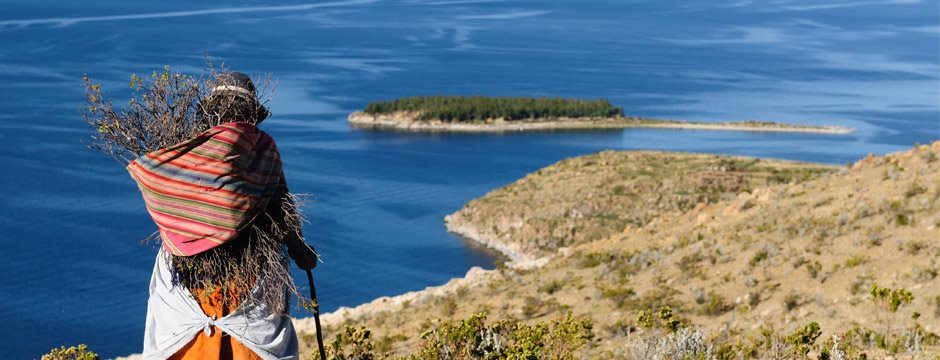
[347,111,854,134]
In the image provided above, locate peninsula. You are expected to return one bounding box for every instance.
[348,96,854,134]
[290,141,939,359]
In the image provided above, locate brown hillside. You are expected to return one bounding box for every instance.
[298,142,940,359]
[446,151,835,263]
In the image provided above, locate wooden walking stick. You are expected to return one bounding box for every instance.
[306,269,327,360]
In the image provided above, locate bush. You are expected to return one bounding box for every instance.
[315,325,377,360]
[636,306,684,332]
[870,285,913,313]
[600,285,636,308]
[41,345,99,360]
[417,312,593,360]
[844,255,867,268]
[786,322,822,356]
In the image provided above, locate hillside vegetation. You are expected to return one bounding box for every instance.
[296,142,940,359]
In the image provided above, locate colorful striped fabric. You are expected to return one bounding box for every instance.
[127,122,283,256]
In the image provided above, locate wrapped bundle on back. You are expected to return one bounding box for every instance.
[127,122,283,256]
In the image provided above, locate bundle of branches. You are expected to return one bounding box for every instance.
[82,64,302,315]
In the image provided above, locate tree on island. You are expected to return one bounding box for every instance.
[364,96,624,122]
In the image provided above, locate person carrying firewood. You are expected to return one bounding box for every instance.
[125,72,318,359]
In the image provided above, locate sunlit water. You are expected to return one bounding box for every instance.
[0,0,937,357]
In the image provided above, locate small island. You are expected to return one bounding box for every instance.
[348,96,853,134]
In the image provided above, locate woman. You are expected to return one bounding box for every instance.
[128,72,317,359]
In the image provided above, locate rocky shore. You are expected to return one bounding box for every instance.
[294,265,503,331]
[291,209,557,337]
[444,214,550,269]
[348,111,854,134]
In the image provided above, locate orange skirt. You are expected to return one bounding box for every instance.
[169,287,262,360]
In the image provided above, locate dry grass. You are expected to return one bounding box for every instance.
[299,142,940,359]
[447,151,835,260]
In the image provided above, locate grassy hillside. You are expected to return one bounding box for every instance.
[298,142,940,359]
[447,151,836,262]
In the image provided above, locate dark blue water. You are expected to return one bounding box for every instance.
[0,0,937,358]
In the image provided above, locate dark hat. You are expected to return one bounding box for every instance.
[205,71,270,123]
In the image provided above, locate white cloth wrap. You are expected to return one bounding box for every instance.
[141,249,299,359]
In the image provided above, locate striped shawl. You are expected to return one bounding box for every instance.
[127,122,283,256]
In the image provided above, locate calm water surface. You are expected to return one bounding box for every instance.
[0,0,937,357]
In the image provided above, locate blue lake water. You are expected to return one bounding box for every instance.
[0,0,937,358]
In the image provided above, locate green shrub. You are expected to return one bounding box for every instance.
[600,285,636,308]
[786,322,822,356]
[635,306,683,332]
[870,285,913,312]
[315,325,377,360]
[866,284,924,354]
[895,214,910,226]
[41,345,99,360]
[417,312,593,360]
[844,255,867,268]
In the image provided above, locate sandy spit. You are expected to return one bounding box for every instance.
[347,112,854,134]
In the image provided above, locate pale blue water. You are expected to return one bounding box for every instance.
[0,0,937,358]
